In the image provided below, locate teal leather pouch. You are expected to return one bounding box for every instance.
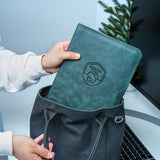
[46,24,142,110]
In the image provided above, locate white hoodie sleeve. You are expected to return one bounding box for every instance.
[0,131,12,156]
[0,45,48,156]
[0,46,48,92]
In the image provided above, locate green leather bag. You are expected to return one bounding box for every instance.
[46,24,142,110]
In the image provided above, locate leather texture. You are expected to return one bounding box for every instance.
[30,86,125,160]
[46,23,142,110]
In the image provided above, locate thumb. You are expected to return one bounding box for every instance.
[60,51,81,60]
[35,145,55,159]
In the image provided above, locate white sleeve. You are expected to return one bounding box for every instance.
[0,131,12,156]
[0,46,48,156]
[0,46,48,92]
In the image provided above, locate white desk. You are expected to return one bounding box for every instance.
[124,85,160,160]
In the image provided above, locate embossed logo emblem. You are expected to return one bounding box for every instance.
[82,62,106,86]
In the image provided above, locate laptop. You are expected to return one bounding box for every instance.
[120,0,160,159]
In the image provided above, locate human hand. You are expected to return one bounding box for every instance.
[12,134,55,160]
[34,134,54,160]
[41,40,81,73]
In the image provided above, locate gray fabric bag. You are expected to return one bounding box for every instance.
[30,86,125,160]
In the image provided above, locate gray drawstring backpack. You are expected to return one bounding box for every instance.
[30,86,125,160]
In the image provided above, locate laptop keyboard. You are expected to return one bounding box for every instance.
[120,124,155,160]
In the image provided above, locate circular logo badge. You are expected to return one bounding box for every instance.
[82,62,106,86]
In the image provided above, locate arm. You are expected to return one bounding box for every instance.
[0,49,46,92]
[0,40,80,92]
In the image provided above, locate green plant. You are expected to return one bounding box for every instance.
[98,0,132,44]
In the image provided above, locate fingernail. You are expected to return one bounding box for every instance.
[47,152,54,158]
[75,54,81,59]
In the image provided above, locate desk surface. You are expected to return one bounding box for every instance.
[124,86,160,160]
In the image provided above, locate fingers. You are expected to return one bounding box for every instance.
[35,144,55,159]
[49,142,53,151]
[42,142,53,149]
[34,134,51,144]
[60,41,81,59]
[41,137,53,151]
[51,152,55,160]
[62,40,71,51]
[60,51,81,60]
[56,41,71,52]
[40,142,54,160]
[32,153,43,160]
[34,135,54,159]
[34,134,44,144]
[58,40,70,46]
